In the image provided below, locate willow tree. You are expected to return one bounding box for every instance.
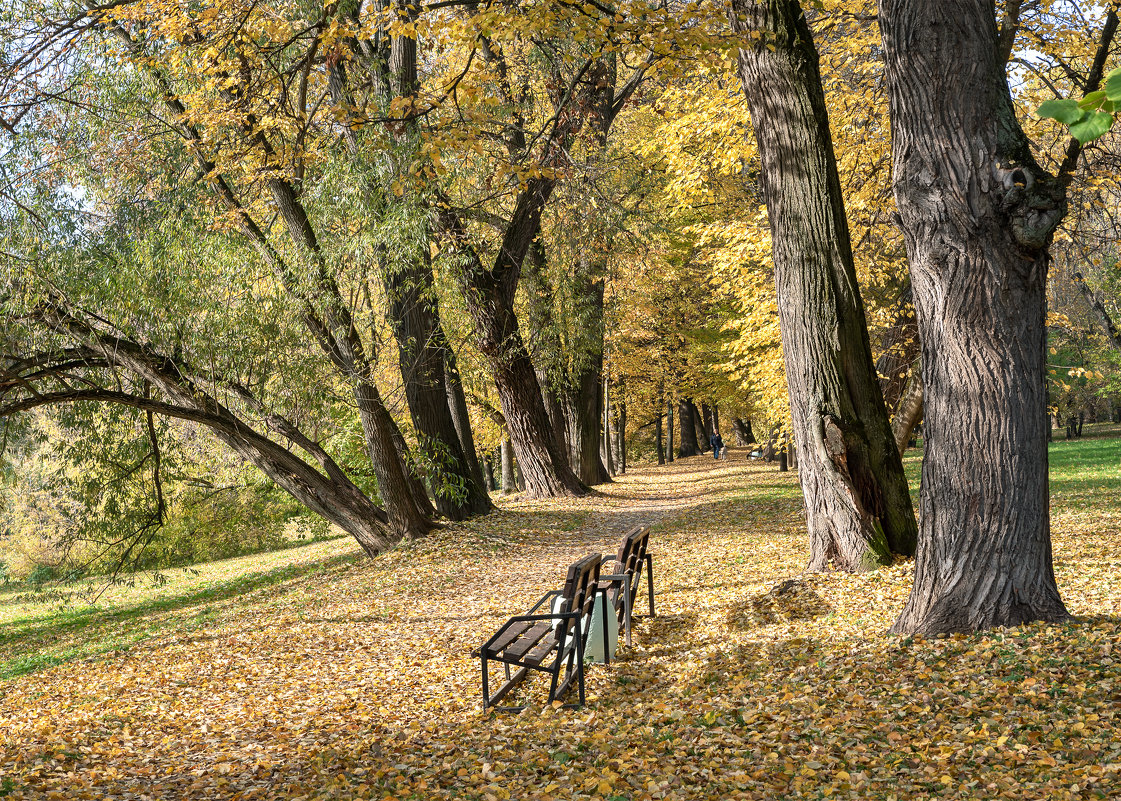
[731,0,917,571]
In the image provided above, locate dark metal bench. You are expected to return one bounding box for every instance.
[598,526,655,647]
[475,553,608,711]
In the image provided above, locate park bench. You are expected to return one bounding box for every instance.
[598,526,656,647]
[475,552,609,711]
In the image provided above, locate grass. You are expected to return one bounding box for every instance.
[0,433,1118,800]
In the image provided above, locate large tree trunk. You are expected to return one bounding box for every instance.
[732,0,918,571]
[656,410,666,464]
[676,397,700,457]
[879,0,1072,632]
[691,401,709,452]
[568,360,611,484]
[384,257,492,519]
[700,403,716,446]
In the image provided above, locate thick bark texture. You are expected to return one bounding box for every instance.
[676,398,700,457]
[879,0,1071,632]
[733,0,917,571]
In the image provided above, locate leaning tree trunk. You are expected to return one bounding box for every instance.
[732,0,917,571]
[676,398,700,457]
[440,189,587,499]
[879,0,1072,632]
[892,370,924,456]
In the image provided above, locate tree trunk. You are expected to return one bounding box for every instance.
[603,376,616,476]
[667,400,675,462]
[617,396,627,473]
[691,401,709,452]
[732,417,756,445]
[500,438,516,495]
[656,410,665,464]
[879,0,1071,632]
[384,257,492,519]
[483,454,497,492]
[567,362,610,485]
[892,370,924,456]
[732,0,917,571]
[676,398,700,457]
[701,403,716,447]
[441,332,490,501]
[439,195,587,499]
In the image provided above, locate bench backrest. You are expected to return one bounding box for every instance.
[557,553,602,641]
[612,526,650,619]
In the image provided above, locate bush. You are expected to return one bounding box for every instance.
[27,564,57,586]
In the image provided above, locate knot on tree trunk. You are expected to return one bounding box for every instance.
[992,163,1066,252]
[821,415,849,477]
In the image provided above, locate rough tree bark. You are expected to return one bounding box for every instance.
[879,0,1075,631]
[656,409,666,464]
[732,0,918,571]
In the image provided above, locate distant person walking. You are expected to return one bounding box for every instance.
[710,431,725,460]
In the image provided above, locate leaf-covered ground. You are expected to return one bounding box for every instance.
[2,431,1120,800]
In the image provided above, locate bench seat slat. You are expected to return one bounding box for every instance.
[486,621,533,655]
[500,622,554,660]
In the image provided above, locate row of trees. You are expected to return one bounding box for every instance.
[2,0,1119,633]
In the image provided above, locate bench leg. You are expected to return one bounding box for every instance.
[575,617,586,707]
[644,553,655,618]
[599,587,612,664]
[622,574,633,647]
[481,654,490,711]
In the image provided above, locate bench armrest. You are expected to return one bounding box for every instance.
[526,589,564,614]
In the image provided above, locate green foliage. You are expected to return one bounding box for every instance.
[1037,67,1121,143]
